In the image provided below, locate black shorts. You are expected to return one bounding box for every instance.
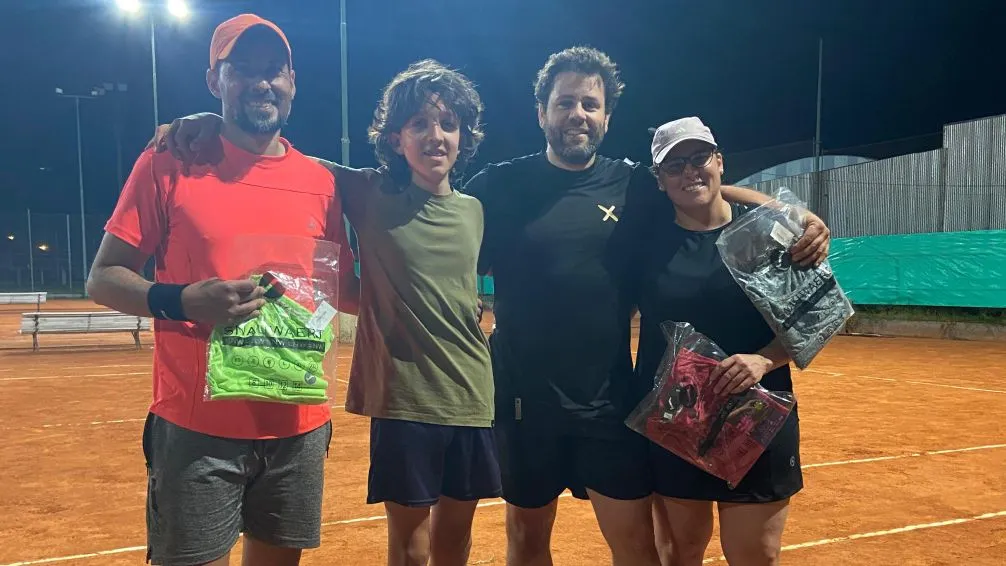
[366,418,502,507]
[495,418,652,509]
[651,409,803,503]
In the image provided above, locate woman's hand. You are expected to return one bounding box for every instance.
[709,354,773,395]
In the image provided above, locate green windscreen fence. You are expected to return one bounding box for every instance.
[829,230,1006,308]
[476,231,1004,309]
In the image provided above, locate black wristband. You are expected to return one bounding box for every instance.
[147,283,190,321]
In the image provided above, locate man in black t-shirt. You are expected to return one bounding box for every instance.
[463,47,831,566]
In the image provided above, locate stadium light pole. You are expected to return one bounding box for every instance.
[55,87,103,296]
[116,0,191,132]
[340,0,350,166]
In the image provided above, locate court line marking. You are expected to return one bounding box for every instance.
[858,375,897,382]
[6,504,1004,566]
[8,407,349,431]
[3,443,1004,565]
[0,546,148,566]
[38,418,148,429]
[801,368,1005,394]
[904,380,1006,395]
[0,495,571,565]
[800,368,844,377]
[56,364,150,371]
[320,493,572,527]
[0,372,148,382]
[702,510,1006,563]
[802,443,1006,469]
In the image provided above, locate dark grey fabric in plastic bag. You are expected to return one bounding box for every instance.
[715,188,854,369]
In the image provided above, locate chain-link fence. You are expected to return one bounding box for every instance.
[0,210,111,295]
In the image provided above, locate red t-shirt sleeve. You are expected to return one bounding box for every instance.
[105,149,167,255]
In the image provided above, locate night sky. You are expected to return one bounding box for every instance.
[3,0,1005,218]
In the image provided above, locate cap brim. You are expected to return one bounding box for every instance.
[214,23,291,69]
[653,135,717,164]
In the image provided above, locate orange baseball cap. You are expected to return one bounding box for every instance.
[209,13,292,70]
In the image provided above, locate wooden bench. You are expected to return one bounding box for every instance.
[19,310,151,351]
[0,292,47,311]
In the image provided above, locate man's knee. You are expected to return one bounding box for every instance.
[506,502,557,553]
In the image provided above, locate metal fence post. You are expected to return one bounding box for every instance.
[66,214,73,294]
[27,208,35,292]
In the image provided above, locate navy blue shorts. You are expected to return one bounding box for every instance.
[367,418,502,507]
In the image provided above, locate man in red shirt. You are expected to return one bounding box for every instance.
[87,14,357,566]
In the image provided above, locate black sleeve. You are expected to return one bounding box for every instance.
[611,164,667,306]
[462,166,495,275]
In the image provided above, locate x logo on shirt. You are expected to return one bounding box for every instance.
[598,204,619,222]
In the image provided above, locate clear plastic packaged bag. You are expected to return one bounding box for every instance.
[626,322,796,487]
[715,187,854,369]
[205,236,341,406]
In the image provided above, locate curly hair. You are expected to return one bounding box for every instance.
[368,59,485,187]
[533,46,624,115]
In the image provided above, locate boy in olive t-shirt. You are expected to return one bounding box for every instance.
[153,59,498,566]
[317,60,499,565]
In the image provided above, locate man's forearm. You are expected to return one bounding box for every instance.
[87,266,155,318]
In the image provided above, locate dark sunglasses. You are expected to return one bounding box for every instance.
[658,148,717,176]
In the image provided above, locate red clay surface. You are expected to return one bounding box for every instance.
[1,299,1004,565]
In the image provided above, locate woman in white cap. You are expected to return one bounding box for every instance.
[633,117,804,566]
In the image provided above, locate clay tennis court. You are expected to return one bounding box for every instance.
[0,300,1003,565]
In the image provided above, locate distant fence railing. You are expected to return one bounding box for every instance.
[0,210,112,295]
[749,114,1006,238]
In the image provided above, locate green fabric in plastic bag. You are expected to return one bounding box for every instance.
[206,281,335,405]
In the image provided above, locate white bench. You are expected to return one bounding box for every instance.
[0,292,47,311]
[19,310,151,351]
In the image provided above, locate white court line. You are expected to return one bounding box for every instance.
[905,380,1006,394]
[808,370,1004,393]
[858,375,897,382]
[321,493,572,527]
[336,378,349,384]
[8,505,1005,566]
[702,510,1006,563]
[3,443,1004,566]
[38,418,148,429]
[58,364,150,371]
[800,368,844,377]
[803,443,1006,469]
[0,372,148,382]
[0,546,147,566]
[13,407,346,432]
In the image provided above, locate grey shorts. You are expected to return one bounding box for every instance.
[142,413,332,566]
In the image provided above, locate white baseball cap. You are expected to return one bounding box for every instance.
[650,116,718,165]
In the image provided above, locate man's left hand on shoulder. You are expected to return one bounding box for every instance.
[790,210,830,267]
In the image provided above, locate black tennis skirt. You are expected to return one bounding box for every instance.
[650,409,803,503]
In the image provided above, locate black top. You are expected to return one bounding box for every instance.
[633,203,793,400]
[464,152,660,434]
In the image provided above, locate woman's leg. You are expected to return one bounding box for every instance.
[655,497,715,566]
[717,499,790,566]
[652,496,675,566]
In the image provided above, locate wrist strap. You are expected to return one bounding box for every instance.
[148,283,189,321]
